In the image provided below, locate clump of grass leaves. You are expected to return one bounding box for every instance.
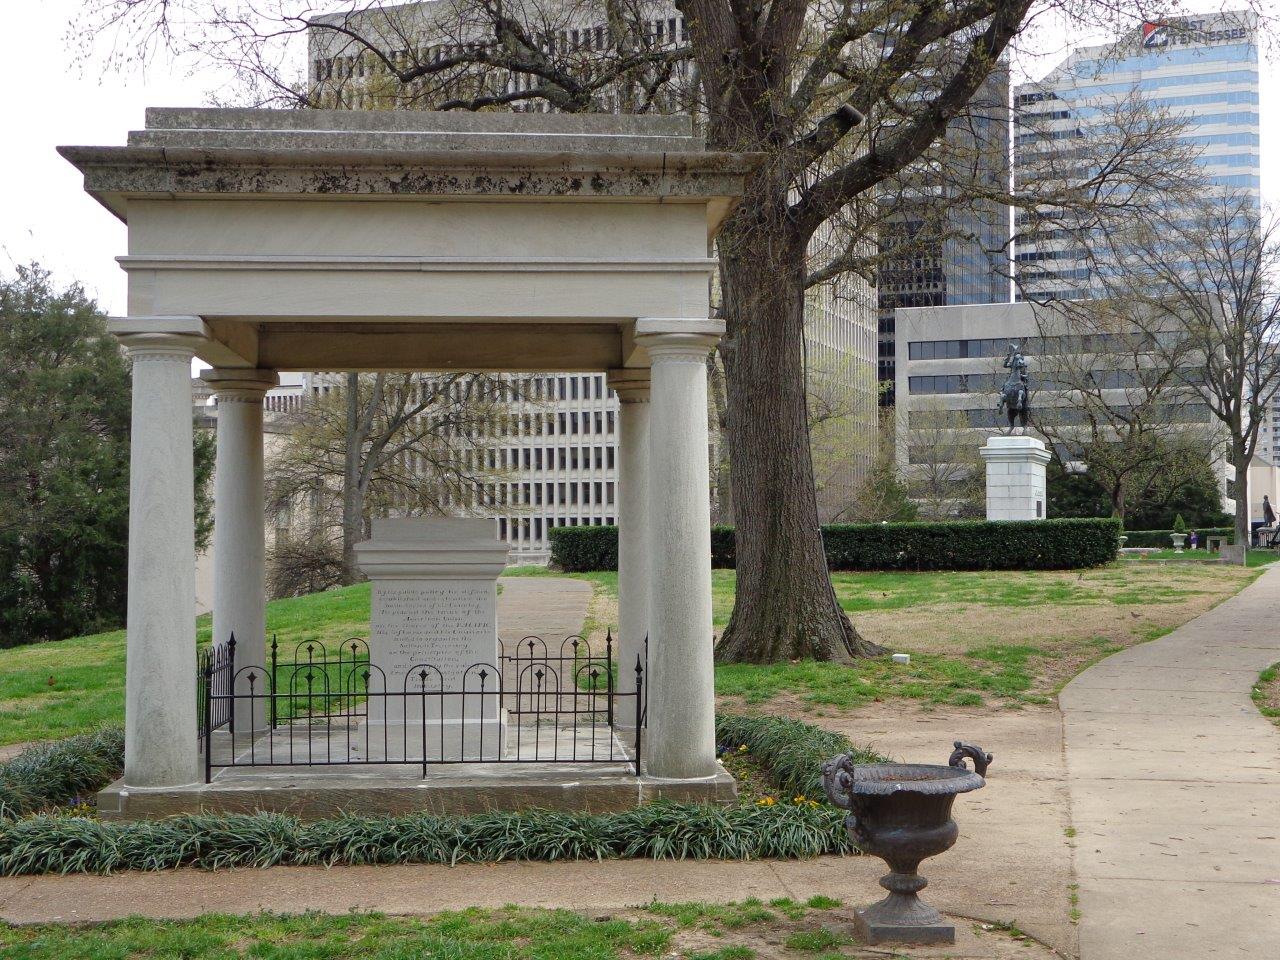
[713,713,879,800]
[0,715,875,876]
[0,728,123,818]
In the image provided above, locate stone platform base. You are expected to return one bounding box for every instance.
[96,762,737,820]
[854,908,955,946]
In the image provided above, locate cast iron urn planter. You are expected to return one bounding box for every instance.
[822,741,992,945]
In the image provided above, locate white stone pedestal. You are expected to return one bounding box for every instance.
[980,436,1050,521]
[354,518,510,761]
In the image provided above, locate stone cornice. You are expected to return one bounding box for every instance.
[58,144,762,222]
[118,255,718,275]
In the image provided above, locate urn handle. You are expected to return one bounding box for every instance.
[949,741,992,776]
[821,753,857,810]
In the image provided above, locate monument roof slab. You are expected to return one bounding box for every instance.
[58,107,763,224]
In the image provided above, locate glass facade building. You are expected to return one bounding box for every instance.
[1014,11,1260,301]
[877,64,1011,405]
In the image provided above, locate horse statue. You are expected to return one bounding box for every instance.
[996,343,1030,433]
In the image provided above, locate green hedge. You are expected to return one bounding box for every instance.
[1121,527,1234,548]
[548,525,618,572]
[553,519,1121,572]
[0,715,877,875]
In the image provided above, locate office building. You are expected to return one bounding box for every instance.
[893,300,1231,513]
[877,65,1012,405]
[1014,10,1260,301]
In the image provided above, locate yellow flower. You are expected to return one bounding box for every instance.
[738,744,749,753]
[793,795,807,804]
[756,796,776,806]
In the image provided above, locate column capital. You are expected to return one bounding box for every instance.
[634,318,724,363]
[111,316,209,362]
[201,368,280,402]
[607,368,651,402]
[117,332,205,361]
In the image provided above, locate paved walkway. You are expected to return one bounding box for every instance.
[497,576,592,642]
[1060,563,1280,960]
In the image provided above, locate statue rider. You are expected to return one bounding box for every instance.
[997,342,1030,432]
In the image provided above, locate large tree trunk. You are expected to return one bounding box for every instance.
[714,196,883,664]
[1233,437,1250,547]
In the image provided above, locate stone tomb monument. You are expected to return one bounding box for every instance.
[355,518,510,760]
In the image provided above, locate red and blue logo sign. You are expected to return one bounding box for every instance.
[1141,21,1169,47]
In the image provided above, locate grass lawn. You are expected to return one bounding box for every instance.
[1124,548,1279,567]
[1,558,1271,746]
[512,560,1273,713]
[1253,662,1280,727]
[0,898,1040,959]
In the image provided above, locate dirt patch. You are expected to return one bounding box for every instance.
[586,589,619,644]
[612,905,1059,960]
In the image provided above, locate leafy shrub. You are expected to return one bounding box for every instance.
[0,714,879,875]
[548,525,618,572]
[552,519,1121,572]
[0,728,124,818]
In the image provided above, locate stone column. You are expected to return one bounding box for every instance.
[203,368,278,734]
[635,320,723,779]
[607,369,651,715]
[980,435,1051,521]
[119,333,204,788]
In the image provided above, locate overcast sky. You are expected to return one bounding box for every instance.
[2,0,1275,318]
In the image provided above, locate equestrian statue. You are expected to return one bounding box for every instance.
[997,342,1031,433]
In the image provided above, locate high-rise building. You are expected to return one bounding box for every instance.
[1014,10,1260,301]
[877,65,1012,406]
[305,2,879,537]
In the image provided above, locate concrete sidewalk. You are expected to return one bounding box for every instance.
[1060,563,1280,960]
[497,576,592,641]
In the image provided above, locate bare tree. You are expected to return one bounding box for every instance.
[807,351,878,520]
[903,401,983,519]
[267,372,513,583]
[1031,299,1212,520]
[1095,194,1280,543]
[77,0,1235,662]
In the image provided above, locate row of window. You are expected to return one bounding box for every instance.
[908,334,1155,361]
[503,444,616,473]
[463,480,617,510]
[908,369,1146,395]
[440,409,618,441]
[313,16,690,84]
[446,443,617,474]
[1023,69,1257,103]
[907,403,1210,428]
[1070,42,1256,79]
[500,515,616,545]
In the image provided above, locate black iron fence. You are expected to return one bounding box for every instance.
[198,631,644,783]
[196,637,235,748]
